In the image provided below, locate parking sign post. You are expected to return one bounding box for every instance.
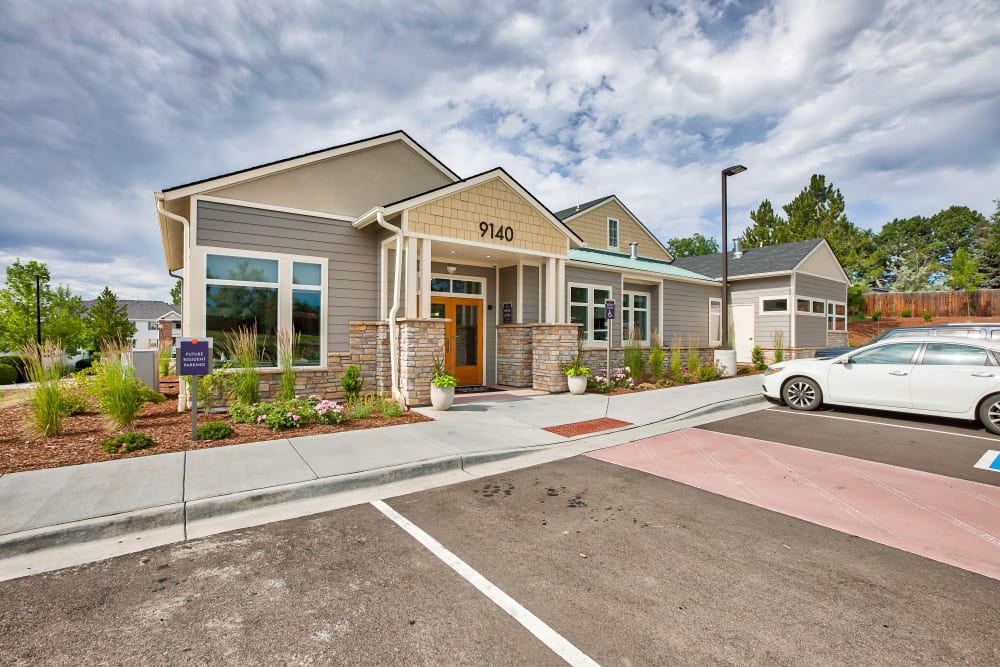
[178,338,213,441]
[605,299,615,376]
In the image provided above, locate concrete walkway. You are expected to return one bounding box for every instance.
[0,375,766,577]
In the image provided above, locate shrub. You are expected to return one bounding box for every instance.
[315,399,346,425]
[751,345,767,371]
[871,310,881,322]
[101,432,153,454]
[237,399,318,431]
[75,358,94,371]
[0,356,29,383]
[922,311,932,322]
[346,394,376,420]
[229,401,265,424]
[0,364,16,385]
[900,308,913,318]
[60,391,90,416]
[773,331,785,363]
[588,368,633,393]
[224,326,260,405]
[342,365,363,400]
[93,344,144,429]
[686,336,700,376]
[431,357,458,388]
[197,421,234,441]
[696,362,725,382]
[379,397,404,418]
[669,336,683,380]
[623,329,646,382]
[22,340,67,436]
[648,331,665,381]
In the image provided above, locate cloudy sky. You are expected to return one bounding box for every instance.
[2,0,998,300]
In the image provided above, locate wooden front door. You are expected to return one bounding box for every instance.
[430,297,483,386]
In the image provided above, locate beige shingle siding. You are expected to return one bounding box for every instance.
[565,201,671,261]
[408,178,568,255]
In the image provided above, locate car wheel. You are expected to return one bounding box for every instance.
[782,377,822,411]
[979,394,1000,435]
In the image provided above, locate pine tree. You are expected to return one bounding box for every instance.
[84,287,136,352]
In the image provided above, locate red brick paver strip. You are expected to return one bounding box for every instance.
[543,417,632,438]
[588,427,1000,580]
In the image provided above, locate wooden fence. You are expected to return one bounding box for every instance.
[861,290,1000,318]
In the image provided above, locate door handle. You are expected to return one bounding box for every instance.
[971,372,995,378]
[888,371,908,376]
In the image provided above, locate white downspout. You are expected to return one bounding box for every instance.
[156,195,191,413]
[375,210,405,404]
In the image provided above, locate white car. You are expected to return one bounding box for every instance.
[761,336,1000,435]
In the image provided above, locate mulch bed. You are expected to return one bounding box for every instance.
[0,385,430,475]
[543,417,633,438]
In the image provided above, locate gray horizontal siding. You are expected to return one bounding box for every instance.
[795,273,847,347]
[663,280,721,346]
[731,277,791,349]
[523,265,540,323]
[796,273,847,303]
[197,200,378,351]
[499,266,516,323]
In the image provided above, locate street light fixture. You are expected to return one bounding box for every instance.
[720,164,747,351]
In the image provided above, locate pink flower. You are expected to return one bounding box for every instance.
[257,415,266,423]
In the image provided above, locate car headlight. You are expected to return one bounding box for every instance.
[764,366,785,376]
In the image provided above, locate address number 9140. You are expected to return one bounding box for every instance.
[480,220,514,242]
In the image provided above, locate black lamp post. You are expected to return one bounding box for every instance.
[35,273,42,348]
[721,164,747,349]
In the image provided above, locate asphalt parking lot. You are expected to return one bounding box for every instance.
[2,429,998,665]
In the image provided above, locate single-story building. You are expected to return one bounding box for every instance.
[154,131,848,404]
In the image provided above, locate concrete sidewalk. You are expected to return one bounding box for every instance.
[0,375,766,574]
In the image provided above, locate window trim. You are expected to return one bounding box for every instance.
[796,296,826,316]
[568,282,614,346]
[200,245,328,368]
[424,273,486,299]
[759,296,789,315]
[708,297,722,345]
[622,290,650,345]
[607,217,619,250]
[827,299,847,332]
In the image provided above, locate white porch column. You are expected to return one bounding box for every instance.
[556,258,566,323]
[405,236,418,318]
[546,257,557,322]
[420,238,432,318]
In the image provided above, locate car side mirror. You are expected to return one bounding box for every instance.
[835,357,851,365]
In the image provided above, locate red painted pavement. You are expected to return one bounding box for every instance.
[587,428,1000,580]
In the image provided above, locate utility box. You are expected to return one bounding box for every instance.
[132,348,159,393]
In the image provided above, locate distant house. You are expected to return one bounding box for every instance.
[81,299,183,349]
[671,238,849,362]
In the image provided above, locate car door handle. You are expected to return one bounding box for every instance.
[971,372,995,378]
[888,371,908,376]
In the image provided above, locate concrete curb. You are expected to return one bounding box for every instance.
[0,393,767,560]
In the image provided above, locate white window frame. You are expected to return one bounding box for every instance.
[607,217,619,250]
[568,282,613,346]
[200,246,328,368]
[623,291,650,344]
[827,300,847,332]
[796,296,826,316]
[759,296,789,315]
[708,297,722,345]
[424,274,486,300]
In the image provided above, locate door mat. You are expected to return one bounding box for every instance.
[543,417,633,438]
[455,385,498,394]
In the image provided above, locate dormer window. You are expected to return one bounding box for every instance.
[607,218,619,249]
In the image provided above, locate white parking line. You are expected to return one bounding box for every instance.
[371,500,600,667]
[766,408,1000,442]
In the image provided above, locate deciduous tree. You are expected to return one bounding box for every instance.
[665,233,719,258]
[0,259,85,353]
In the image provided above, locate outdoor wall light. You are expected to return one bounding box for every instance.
[446,266,457,274]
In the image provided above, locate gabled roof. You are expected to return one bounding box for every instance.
[554,194,673,260]
[83,300,182,321]
[669,238,828,279]
[569,248,716,284]
[354,167,586,246]
[159,130,459,199]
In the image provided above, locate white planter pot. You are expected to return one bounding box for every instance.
[567,374,588,395]
[430,385,455,410]
[714,349,738,377]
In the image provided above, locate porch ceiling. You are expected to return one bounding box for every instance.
[430,238,550,268]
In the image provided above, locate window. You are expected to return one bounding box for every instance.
[849,342,920,365]
[760,297,788,314]
[204,251,325,367]
[607,218,619,249]
[569,283,612,344]
[920,343,990,366]
[708,298,722,345]
[428,277,484,296]
[827,301,847,331]
[623,292,649,343]
[148,321,160,331]
[796,297,826,315]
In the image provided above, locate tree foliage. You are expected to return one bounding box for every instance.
[665,233,719,258]
[84,286,136,352]
[170,279,183,306]
[0,259,85,353]
[976,200,1000,289]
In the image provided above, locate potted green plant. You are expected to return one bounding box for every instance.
[430,357,458,410]
[561,342,591,395]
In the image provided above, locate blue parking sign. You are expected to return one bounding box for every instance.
[605,299,615,320]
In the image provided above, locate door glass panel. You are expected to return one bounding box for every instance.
[430,303,446,318]
[455,304,478,366]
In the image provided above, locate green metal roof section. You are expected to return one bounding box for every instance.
[569,248,716,282]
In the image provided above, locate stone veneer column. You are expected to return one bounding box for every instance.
[350,321,391,395]
[496,324,534,387]
[531,323,583,393]
[397,318,446,406]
